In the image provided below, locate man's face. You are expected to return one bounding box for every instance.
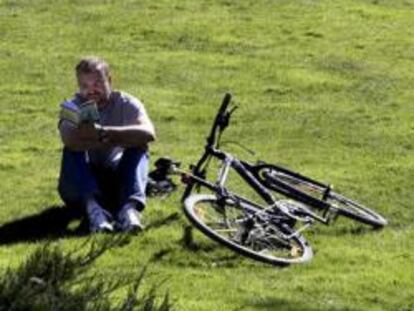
[77,70,112,107]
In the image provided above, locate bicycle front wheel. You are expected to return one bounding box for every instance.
[183,194,313,266]
[256,164,387,228]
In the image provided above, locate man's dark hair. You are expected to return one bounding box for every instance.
[75,56,110,77]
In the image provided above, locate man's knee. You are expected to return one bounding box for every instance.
[122,148,149,162]
[119,148,149,174]
[118,148,149,206]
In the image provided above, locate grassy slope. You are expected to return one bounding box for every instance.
[0,0,413,309]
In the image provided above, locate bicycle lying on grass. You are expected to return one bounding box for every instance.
[172,93,387,266]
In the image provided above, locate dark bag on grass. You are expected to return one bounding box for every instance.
[146,157,180,197]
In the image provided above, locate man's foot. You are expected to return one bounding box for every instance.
[117,203,144,233]
[86,199,114,233]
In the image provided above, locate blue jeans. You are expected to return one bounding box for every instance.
[58,147,148,214]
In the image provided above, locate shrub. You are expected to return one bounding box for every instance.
[0,236,172,311]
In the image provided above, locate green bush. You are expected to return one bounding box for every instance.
[0,236,172,311]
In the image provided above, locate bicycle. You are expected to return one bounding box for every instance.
[174,93,387,266]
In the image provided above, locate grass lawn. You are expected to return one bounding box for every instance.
[0,0,413,310]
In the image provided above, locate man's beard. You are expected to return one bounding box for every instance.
[88,93,110,108]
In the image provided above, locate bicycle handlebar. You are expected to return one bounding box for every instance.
[206,92,232,147]
[181,92,234,201]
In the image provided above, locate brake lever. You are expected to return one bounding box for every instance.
[218,105,238,131]
[228,105,238,116]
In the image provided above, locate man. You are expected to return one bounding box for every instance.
[58,57,156,233]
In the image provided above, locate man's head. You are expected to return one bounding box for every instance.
[75,56,112,108]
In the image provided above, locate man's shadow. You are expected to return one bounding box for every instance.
[0,206,88,245]
[0,204,182,246]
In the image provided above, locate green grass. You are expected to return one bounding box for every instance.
[0,0,413,310]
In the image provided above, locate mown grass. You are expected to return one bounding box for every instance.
[0,0,413,310]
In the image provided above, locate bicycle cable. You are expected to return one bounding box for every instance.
[219,140,256,156]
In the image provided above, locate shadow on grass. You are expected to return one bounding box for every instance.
[146,212,181,231]
[0,206,86,245]
[311,223,385,238]
[0,207,183,246]
[243,297,362,311]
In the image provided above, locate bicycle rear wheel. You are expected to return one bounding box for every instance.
[256,164,387,228]
[183,194,313,266]
[327,192,388,227]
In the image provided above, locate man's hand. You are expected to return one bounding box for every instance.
[64,112,155,150]
[78,123,100,141]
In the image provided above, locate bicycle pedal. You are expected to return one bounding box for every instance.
[291,246,302,258]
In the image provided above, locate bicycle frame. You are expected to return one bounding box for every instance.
[180,93,337,226]
[183,142,333,225]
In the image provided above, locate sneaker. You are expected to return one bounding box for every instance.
[86,201,114,233]
[117,206,144,233]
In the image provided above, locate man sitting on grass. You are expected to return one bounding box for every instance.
[58,56,156,233]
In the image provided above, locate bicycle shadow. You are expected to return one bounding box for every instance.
[310,223,383,238]
[243,297,363,311]
[0,206,87,245]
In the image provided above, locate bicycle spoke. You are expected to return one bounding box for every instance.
[185,194,313,265]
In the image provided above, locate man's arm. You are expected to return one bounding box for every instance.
[59,120,104,151]
[100,112,156,148]
[59,96,156,151]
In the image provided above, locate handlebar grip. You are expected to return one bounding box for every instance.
[218,92,232,116]
[206,92,233,146]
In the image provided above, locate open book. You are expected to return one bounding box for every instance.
[60,100,100,125]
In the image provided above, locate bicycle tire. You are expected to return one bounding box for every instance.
[256,164,387,228]
[184,194,313,266]
[327,192,388,227]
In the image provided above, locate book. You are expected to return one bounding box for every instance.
[60,99,100,125]
[79,100,100,124]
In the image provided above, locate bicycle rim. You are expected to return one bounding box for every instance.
[328,192,388,227]
[184,194,313,266]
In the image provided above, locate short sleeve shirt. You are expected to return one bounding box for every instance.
[59,91,147,167]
